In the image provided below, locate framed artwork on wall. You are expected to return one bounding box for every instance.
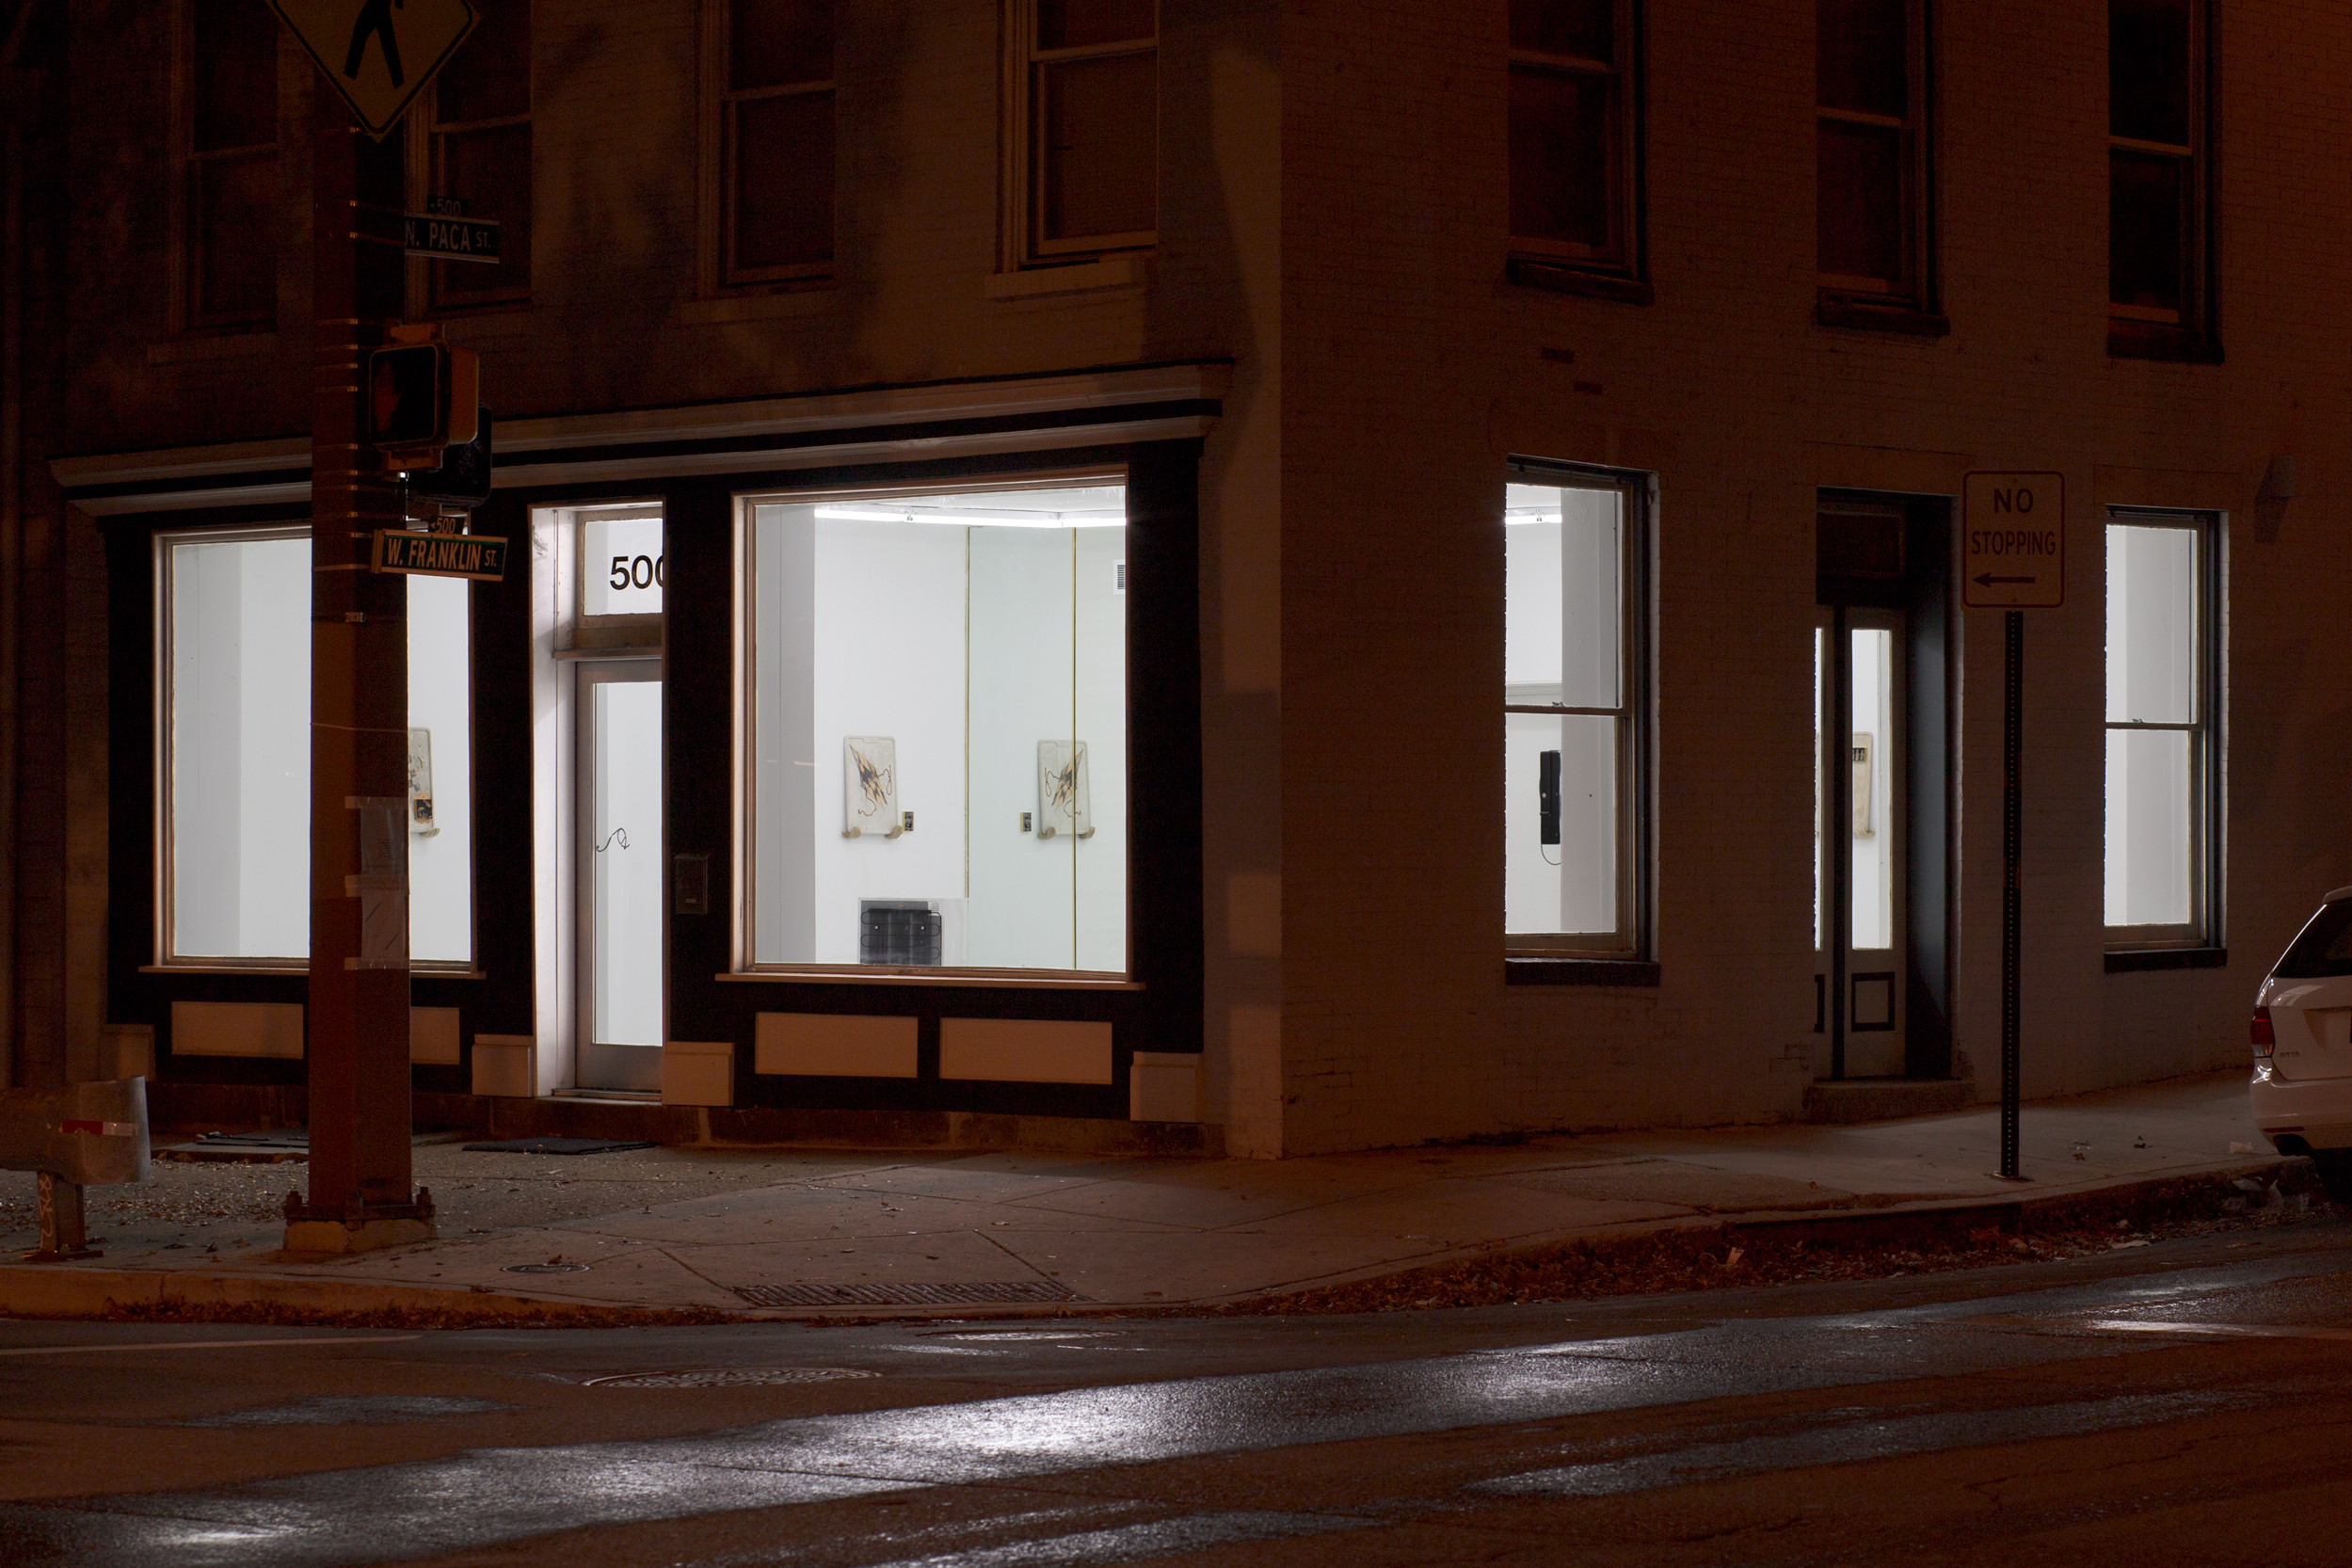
[843,735,902,839]
[1037,740,1093,840]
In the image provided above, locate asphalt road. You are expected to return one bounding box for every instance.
[4,1218,2350,1566]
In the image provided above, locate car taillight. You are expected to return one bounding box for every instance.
[2252,1007,2276,1058]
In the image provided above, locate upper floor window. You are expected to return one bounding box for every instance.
[1005,0,1158,266]
[184,0,279,329]
[710,0,836,285]
[1816,0,1941,330]
[2109,0,2215,359]
[1507,0,1645,301]
[426,0,531,309]
[1505,466,1651,959]
[2105,511,2220,948]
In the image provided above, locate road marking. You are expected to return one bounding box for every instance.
[2082,1319,2352,1343]
[0,1335,420,1357]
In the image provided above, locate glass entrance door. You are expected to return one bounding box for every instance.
[1816,609,1908,1078]
[578,663,664,1092]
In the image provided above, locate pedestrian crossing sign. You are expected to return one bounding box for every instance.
[268,0,482,137]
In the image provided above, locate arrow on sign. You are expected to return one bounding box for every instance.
[1973,572,2039,586]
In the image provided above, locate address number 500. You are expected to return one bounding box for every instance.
[609,554,664,590]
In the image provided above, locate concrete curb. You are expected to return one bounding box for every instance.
[0,1264,724,1323]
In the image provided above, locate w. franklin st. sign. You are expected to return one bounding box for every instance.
[374,529,507,582]
[1961,472,2065,609]
[269,0,481,136]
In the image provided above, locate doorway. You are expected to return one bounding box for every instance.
[1816,497,1954,1081]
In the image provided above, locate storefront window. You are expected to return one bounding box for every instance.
[1504,472,1645,954]
[159,527,472,967]
[741,485,1128,974]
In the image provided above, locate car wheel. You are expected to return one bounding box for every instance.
[2309,1151,2352,1207]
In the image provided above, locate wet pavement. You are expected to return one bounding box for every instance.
[0,1070,2283,1320]
[2,1214,2349,1565]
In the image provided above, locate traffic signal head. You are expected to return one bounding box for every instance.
[367,339,479,470]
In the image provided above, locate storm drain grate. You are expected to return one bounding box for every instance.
[732,1281,1084,1308]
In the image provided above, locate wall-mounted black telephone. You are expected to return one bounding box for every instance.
[1539,750,1561,846]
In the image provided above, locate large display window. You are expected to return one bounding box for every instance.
[156,525,473,968]
[740,482,1128,977]
[1503,469,1647,956]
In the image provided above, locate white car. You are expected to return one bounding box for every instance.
[2251,886,2352,1201]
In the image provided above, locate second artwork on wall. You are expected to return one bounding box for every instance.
[840,735,1096,841]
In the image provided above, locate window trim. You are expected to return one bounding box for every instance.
[1505,0,1648,297]
[731,470,1140,984]
[1813,0,1943,329]
[152,522,480,975]
[173,0,281,334]
[1503,459,1655,964]
[1000,0,1160,272]
[698,0,838,293]
[2106,0,2218,360]
[2104,506,2223,952]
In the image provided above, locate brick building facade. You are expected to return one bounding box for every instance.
[0,1,2340,1156]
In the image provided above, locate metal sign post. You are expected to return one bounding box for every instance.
[267,3,481,1254]
[1962,473,2064,1182]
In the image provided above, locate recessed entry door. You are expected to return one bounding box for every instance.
[1816,607,1908,1078]
[578,661,664,1092]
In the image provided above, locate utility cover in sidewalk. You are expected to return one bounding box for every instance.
[269,0,481,137]
[461,1138,659,1156]
[733,1282,1083,1307]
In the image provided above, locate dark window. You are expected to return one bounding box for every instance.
[430,0,531,307]
[1021,0,1158,260]
[724,0,836,280]
[2109,0,2209,352]
[1508,0,1639,282]
[186,0,279,328]
[1816,0,1932,313]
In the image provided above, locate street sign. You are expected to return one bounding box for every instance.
[1961,472,2065,609]
[405,212,500,264]
[375,530,507,582]
[268,0,481,137]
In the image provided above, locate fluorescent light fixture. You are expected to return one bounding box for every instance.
[813,504,1126,528]
[1503,510,1562,526]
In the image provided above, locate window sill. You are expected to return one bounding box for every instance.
[1505,956,1660,987]
[1815,294,1950,337]
[2107,950,2230,973]
[2107,320,2223,363]
[145,332,279,367]
[984,254,1147,299]
[2105,946,2227,973]
[716,969,1143,991]
[1505,258,1653,305]
[139,963,486,978]
[677,289,838,326]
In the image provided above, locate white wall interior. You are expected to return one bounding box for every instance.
[750,486,1128,972]
[169,533,312,960]
[407,573,472,965]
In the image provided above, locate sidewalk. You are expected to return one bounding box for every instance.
[0,1070,2281,1320]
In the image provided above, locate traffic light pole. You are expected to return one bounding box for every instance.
[283,90,434,1251]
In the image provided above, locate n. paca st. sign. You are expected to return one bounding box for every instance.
[1961,472,2065,609]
